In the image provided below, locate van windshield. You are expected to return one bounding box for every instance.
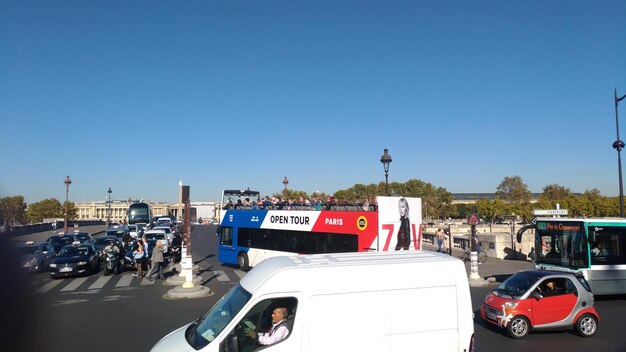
[187,284,252,349]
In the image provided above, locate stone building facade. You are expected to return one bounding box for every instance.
[75,200,170,222]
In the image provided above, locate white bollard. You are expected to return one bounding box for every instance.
[469,251,481,280]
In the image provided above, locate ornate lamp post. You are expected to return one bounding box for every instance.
[614,88,626,217]
[380,148,392,196]
[107,187,112,227]
[63,176,72,233]
[282,176,289,198]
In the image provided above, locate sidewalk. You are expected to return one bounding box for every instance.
[422,241,533,286]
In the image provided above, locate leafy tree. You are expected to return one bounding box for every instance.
[475,198,506,226]
[0,195,27,225]
[496,175,533,219]
[496,175,532,204]
[26,198,76,223]
[539,184,571,205]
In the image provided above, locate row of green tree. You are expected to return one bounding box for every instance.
[1,175,621,226]
[274,175,622,222]
[0,196,77,226]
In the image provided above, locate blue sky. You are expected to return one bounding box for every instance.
[1,0,625,204]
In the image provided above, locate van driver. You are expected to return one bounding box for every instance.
[245,307,289,345]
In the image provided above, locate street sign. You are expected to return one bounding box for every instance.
[468,213,480,225]
[532,209,568,216]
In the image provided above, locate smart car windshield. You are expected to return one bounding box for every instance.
[187,284,251,349]
[495,272,541,298]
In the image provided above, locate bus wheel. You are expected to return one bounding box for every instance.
[237,253,250,271]
[575,314,598,337]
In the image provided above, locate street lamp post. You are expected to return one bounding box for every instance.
[282,176,289,198]
[380,148,392,196]
[63,176,72,233]
[107,187,112,227]
[613,88,626,217]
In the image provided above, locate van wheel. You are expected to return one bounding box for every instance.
[237,253,250,271]
[575,314,598,337]
[506,316,530,339]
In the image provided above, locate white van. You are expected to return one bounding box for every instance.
[151,251,474,352]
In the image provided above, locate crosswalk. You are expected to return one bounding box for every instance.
[31,269,245,295]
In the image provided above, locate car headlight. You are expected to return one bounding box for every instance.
[50,263,57,268]
[503,302,518,309]
[78,261,87,265]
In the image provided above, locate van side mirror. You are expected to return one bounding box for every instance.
[216,226,222,237]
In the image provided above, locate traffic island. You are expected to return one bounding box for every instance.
[163,273,204,286]
[163,284,213,299]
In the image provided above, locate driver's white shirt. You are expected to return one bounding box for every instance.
[258,319,288,345]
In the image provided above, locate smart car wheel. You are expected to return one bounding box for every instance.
[575,314,598,337]
[507,316,530,339]
[237,253,250,271]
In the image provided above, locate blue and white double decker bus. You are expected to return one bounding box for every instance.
[127,202,152,225]
[217,189,423,271]
[518,217,626,295]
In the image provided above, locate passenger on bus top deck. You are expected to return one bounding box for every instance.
[263,196,272,209]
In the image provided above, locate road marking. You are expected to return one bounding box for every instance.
[115,273,134,287]
[233,270,246,279]
[36,279,64,294]
[89,276,113,290]
[213,270,230,282]
[140,277,155,285]
[60,277,88,291]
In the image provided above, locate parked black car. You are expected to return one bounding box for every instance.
[71,230,93,243]
[46,233,80,254]
[49,242,100,278]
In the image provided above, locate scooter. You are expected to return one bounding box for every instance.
[103,250,123,275]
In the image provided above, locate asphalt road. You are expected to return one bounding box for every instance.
[5,225,626,351]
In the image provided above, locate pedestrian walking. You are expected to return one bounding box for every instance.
[146,241,165,280]
[436,228,445,253]
[132,240,144,277]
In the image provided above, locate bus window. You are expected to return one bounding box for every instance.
[221,227,234,246]
[590,226,626,265]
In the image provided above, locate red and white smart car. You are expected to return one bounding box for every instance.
[480,270,599,339]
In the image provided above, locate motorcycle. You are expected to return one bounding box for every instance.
[169,235,182,263]
[103,250,123,275]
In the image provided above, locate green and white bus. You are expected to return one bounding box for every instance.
[518,217,626,295]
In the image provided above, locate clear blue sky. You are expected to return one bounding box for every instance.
[1,0,625,204]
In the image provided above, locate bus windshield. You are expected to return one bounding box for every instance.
[128,202,151,224]
[535,221,588,269]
